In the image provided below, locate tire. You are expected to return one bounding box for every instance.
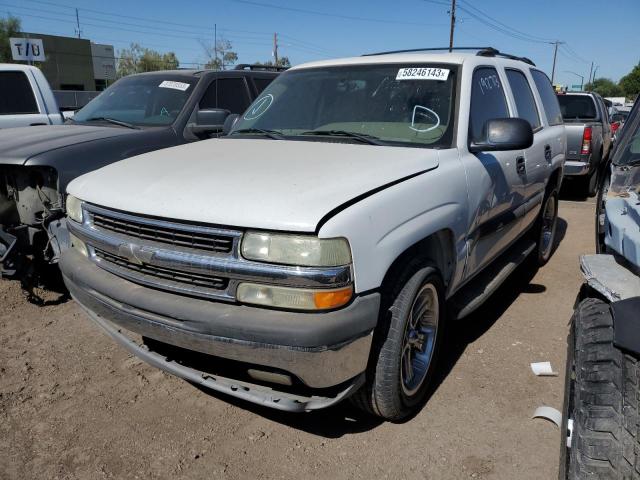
[583,160,601,198]
[351,261,445,421]
[565,297,640,479]
[533,188,559,266]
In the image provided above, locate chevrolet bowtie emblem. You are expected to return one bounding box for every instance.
[118,243,154,266]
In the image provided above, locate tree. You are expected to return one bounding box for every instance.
[116,43,179,78]
[254,56,291,68]
[619,64,640,100]
[0,15,21,63]
[199,37,238,70]
[584,77,624,98]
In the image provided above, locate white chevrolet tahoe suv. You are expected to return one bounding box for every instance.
[61,48,566,420]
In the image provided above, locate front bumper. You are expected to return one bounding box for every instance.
[61,249,380,410]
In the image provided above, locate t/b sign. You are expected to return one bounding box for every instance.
[10,38,46,62]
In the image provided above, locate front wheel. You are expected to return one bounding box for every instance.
[351,263,445,421]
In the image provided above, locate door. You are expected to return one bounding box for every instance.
[462,66,526,277]
[528,69,565,226]
[504,68,547,229]
[0,70,49,128]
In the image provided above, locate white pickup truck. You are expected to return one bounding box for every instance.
[0,64,62,129]
[61,48,566,420]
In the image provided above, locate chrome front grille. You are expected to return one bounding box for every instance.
[90,210,235,254]
[94,248,229,291]
[68,203,352,302]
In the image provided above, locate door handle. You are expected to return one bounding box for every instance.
[544,145,552,163]
[516,156,526,175]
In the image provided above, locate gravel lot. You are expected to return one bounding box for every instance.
[1,198,594,480]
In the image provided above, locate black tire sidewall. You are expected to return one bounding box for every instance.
[374,265,446,418]
[536,188,559,266]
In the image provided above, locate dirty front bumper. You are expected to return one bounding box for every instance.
[60,249,380,411]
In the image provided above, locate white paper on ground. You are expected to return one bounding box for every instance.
[530,361,558,376]
[532,406,562,428]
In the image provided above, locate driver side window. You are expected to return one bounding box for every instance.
[470,67,510,143]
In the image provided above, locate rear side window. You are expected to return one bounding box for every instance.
[505,69,540,129]
[469,67,510,143]
[531,70,563,126]
[200,78,251,113]
[0,71,38,115]
[253,77,275,94]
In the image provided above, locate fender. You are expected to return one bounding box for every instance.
[319,149,469,294]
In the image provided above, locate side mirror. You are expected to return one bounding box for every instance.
[469,118,534,152]
[190,108,230,136]
[223,113,240,136]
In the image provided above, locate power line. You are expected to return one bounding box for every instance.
[457,0,554,43]
[226,0,445,26]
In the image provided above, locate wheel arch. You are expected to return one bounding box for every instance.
[379,229,456,299]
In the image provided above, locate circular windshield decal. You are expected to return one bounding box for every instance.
[244,94,274,120]
[410,105,440,133]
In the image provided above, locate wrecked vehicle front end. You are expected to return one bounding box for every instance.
[0,164,68,277]
[560,101,640,479]
[582,139,640,301]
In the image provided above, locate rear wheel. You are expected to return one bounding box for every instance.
[533,188,559,266]
[564,297,640,479]
[351,262,445,421]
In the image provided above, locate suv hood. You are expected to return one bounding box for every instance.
[68,138,440,232]
[0,124,139,166]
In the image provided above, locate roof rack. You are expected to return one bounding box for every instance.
[476,47,536,66]
[233,64,289,72]
[362,46,536,66]
[363,46,492,57]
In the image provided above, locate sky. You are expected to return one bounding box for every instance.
[7,0,640,85]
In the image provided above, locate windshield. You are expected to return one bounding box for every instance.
[557,94,598,121]
[231,63,458,148]
[74,75,197,126]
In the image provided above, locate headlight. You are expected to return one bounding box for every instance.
[66,195,83,223]
[237,283,353,311]
[241,232,351,267]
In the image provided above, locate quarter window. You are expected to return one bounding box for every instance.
[0,71,38,115]
[200,78,251,113]
[469,67,509,143]
[531,70,563,126]
[506,69,540,129]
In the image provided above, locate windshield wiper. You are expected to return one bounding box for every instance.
[230,128,284,140]
[299,130,385,146]
[84,117,140,129]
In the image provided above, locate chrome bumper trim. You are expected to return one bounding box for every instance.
[79,300,365,412]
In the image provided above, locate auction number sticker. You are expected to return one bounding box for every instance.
[396,68,450,81]
[159,80,191,91]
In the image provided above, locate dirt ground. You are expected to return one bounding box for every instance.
[0,197,595,480]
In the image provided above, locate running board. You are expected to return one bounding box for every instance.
[450,239,536,320]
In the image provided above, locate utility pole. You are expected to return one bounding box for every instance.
[587,61,593,91]
[448,0,456,52]
[75,8,82,38]
[273,32,279,65]
[592,65,600,85]
[214,23,218,70]
[550,40,564,84]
